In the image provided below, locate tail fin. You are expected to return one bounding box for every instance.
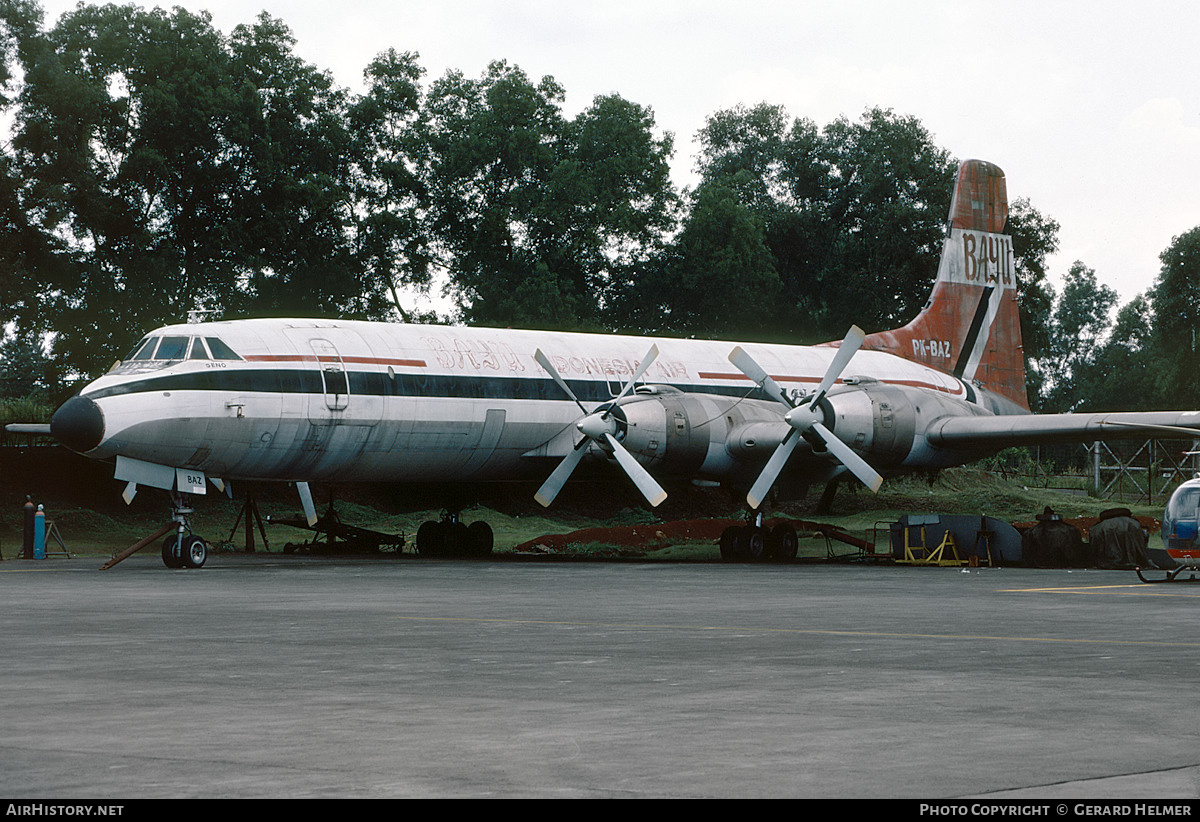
[861,159,1028,410]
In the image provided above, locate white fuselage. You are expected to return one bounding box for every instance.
[72,317,989,486]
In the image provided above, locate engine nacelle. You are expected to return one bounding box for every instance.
[817,378,1001,472]
[610,387,783,479]
[612,380,1002,485]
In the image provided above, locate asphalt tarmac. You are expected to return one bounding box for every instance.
[2,553,1198,799]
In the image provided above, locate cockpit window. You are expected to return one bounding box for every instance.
[127,337,156,360]
[120,334,241,365]
[1168,488,1200,519]
[205,337,241,360]
[155,336,189,360]
[188,338,210,360]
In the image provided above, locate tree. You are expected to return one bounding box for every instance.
[689,105,958,343]
[6,3,246,373]
[618,173,780,339]
[1033,261,1117,412]
[1071,293,1165,412]
[423,61,572,327]
[5,6,369,375]
[0,332,50,397]
[812,108,956,337]
[0,0,60,336]
[423,61,676,330]
[346,48,432,321]
[1151,227,1200,408]
[560,92,677,327]
[1004,196,1059,401]
[225,12,362,317]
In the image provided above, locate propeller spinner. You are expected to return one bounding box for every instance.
[729,326,883,509]
[533,345,668,508]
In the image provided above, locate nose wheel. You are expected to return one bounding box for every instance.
[162,533,208,568]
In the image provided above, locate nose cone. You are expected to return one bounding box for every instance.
[51,395,105,453]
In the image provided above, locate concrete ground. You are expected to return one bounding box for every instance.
[1,554,1198,799]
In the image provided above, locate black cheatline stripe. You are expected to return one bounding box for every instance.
[952,286,995,379]
[84,368,766,405]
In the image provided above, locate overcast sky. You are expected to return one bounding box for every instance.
[31,0,1200,307]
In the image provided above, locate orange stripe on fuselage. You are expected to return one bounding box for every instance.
[244,354,427,368]
[696,371,961,395]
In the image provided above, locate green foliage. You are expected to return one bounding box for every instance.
[0,333,50,397]
[1070,293,1166,412]
[347,48,431,321]
[1046,226,1200,414]
[1151,227,1200,408]
[1033,261,1117,412]
[1004,196,1059,387]
[0,394,51,424]
[616,174,781,339]
[423,61,676,330]
[666,104,961,342]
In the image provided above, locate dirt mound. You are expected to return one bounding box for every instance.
[512,517,740,552]
[1011,515,1161,538]
[511,516,874,553]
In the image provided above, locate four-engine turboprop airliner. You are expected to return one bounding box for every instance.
[36,159,1200,568]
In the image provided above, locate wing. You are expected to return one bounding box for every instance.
[927,410,1200,448]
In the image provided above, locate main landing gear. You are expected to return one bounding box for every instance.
[415,510,494,558]
[719,511,798,563]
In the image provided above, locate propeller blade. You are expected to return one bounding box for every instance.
[534,344,668,508]
[534,438,590,507]
[811,325,865,404]
[746,430,800,510]
[610,344,660,405]
[728,346,793,409]
[534,349,587,414]
[811,422,883,493]
[603,433,668,507]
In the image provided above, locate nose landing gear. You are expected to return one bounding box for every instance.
[99,492,209,571]
[160,494,208,569]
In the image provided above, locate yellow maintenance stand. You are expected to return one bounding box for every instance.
[896,515,968,566]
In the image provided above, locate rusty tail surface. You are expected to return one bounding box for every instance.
[861,159,1028,410]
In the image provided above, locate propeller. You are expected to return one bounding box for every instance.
[729,326,883,509]
[533,345,668,508]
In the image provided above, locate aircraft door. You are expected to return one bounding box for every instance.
[281,326,385,429]
[310,338,349,413]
